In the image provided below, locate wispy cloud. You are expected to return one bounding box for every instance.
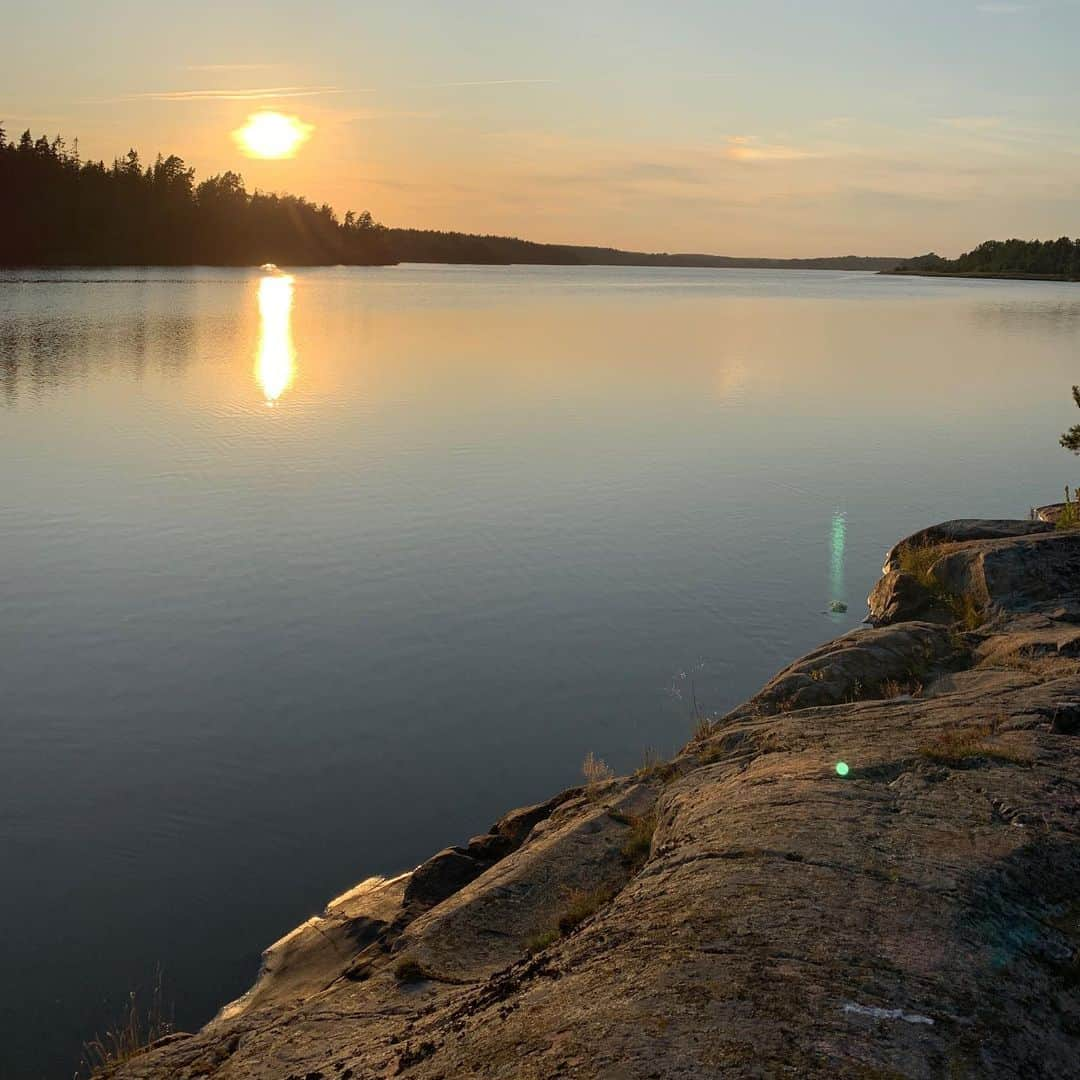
[139,86,347,101]
[723,136,817,161]
[79,86,355,104]
[406,78,557,89]
[181,64,277,72]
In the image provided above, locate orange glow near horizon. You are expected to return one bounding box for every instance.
[234,111,313,160]
[255,274,297,405]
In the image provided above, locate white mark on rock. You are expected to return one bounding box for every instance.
[843,1002,934,1025]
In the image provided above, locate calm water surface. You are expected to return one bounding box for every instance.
[2,265,1078,1077]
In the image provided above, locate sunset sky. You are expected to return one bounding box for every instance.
[6,0,1080,257]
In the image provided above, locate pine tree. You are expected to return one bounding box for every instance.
[1062,386,1080,453]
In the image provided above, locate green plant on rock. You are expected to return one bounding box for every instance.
[1060,385,1080,453]
[1056,485,1080,530]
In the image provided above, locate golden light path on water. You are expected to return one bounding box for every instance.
[256,274,296,405]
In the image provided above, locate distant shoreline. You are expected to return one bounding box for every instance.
[0,255,908,273]
[0,260,904,275]
[881,268,1077,282]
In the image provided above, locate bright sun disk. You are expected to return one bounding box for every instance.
[234,111,313,159]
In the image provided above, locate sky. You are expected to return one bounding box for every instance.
[5,0,1080,257]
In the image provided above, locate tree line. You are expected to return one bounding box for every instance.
[895,238,1080,280]
[2,127,917,270]
[0,127,394,266]
[384,228,905,270]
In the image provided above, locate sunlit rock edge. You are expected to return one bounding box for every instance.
[110,515,1080,1080]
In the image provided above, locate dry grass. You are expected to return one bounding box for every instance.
[880,676,924,699]
[524,929,559,955]
[80,967,172,1077]
[557,885,617,934]
[634,749,677,784]
[619,811,657,870]
[690,714,715,743]
[978,649,1080,678]
[896,542,942,586]
[582,751,614,786]
[946,590,986,631]
[525,879,624,956]
[918,722,1033,766]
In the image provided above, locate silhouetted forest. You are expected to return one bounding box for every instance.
[383,228,906,270]
[1,127,909,270]
[0,127,394,266]
[891,239,1080,280]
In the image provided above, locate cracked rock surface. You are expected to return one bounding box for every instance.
[112,519,1080,1079]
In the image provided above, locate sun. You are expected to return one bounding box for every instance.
[234,111,313,159]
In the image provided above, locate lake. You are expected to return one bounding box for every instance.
[2,265,1078,1078]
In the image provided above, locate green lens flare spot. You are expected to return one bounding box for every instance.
[835,761,850,777]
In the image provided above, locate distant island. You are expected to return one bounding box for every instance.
[886,238,1080,281]
[0,127,905,271]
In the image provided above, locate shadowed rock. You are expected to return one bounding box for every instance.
[870,521,1080,628]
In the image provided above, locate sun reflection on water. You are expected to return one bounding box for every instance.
[829,510,847,609]
[256,274,296,405]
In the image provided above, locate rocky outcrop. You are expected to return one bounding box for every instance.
[869,518,1080,629]
[111,519,1080,1080]
[729,621,959,714]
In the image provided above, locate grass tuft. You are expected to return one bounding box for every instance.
[946,590,986,630]
[634,748,677,784]
[582,751,614,786]
[80,967,172,1078]
[1056,485,1080,530]
[524,880,625,958]
[979,650,1080,678]
[524,929,559,955]
[690,714,715,743]
[879,676,924,700]
[896,542,942,586]
[557,885,617,935]
[619,811,657,870]
[918,722,1033,766]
